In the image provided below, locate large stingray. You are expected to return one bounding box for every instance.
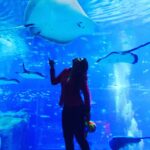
[96,42,150,64]
[24,0,96,43]
[96,51,138,64]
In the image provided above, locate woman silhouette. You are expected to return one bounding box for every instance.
[49,58,91,150]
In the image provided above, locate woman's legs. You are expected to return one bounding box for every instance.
[62,108,74,150]
[74,107,90,150]
[75,129,90,150]
[62,106,90,150]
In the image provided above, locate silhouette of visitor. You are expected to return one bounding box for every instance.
[49,58,91,150]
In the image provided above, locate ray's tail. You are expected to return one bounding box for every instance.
[0,24,34,32]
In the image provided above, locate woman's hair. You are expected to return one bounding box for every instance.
[72,58,88,74]
[69,58,88,87]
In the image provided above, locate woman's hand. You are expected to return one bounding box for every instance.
[49,59,55,68]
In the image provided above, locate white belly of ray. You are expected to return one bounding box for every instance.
[24,0,95,43]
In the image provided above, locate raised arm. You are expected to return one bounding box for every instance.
[49,59,61,85]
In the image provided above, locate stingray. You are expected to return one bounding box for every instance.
[96,42,150,64]
[109,136,150,150]
[0,77,20,85]
[24,0,96,43]
[96,51,138,64]
[16,63,46,79]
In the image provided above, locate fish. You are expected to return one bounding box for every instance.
[24,0,95,43]
[96,42,150,64]
[109,136,150,150]
[16,63,46,79]
[0,77,20,85]
[96,51,138,64]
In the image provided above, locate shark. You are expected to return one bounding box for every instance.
[16,63,46,79]
[24,0,96,43]
[0,77,20,85]
[109,136,150,150]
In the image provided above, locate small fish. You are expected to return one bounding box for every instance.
[109,136,150,150]
[16,63,46,79]
[0,77,20,85]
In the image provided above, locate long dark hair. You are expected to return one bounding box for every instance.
[69,58,88,87]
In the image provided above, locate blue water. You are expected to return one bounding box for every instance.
[0,0,150,149]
